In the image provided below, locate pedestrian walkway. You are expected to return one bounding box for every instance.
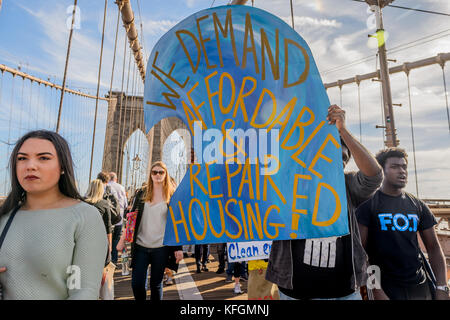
[113,251,248,300]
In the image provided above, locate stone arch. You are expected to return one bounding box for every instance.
[102,92,192,185]
[102,92,147,183]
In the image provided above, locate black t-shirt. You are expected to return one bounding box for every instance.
[356,191,437,286]
[278,234,355,299]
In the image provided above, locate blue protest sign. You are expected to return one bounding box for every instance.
[143,5,349,245]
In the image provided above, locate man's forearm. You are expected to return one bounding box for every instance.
[428,246,448,286]
[339,126,381,177]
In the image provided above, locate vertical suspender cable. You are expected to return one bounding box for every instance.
[5,75,15,189]
[36,83,41,128]
[405,72,419,198]
[376,54,385,148]
[125,65,137,188]
[89,0,108,183]
[115,34,129,175]
[103,4,121,169]
[28,80,33,130]
[357,82,362,143]
[121,50,133,181]
[290,0,295,30]
[441,65,450,133]
[18,78,25,133]
[56,0,78,133]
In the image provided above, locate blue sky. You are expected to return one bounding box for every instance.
[0,0,449,198]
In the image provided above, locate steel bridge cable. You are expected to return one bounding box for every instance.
[18,78,24,134]
[89,0,108,183]
[405,72,419,197]
[36,82,41,129]
[126,63,137,187]
[290,0,295,30]
[104,5,121,170]
[322,30,450,75]
[349,0,450,17]
[5,74,15,190]
[28,80,32,131]
[115,32,129,175]
[57,0,78,133]
[131,68,138,190]
[376,54,385,148]
[136,0,147,62]
[121,48,133,181]
[357,82,362,143]
[441,65,450,133]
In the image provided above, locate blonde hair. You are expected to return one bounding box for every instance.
[144,161,174,204]
[85,179,104,204]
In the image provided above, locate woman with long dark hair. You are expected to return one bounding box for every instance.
[0,130,108,300]
[117,161,183,300]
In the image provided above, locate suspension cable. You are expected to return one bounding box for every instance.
[89,0,108,183]
[103,4,122,169]
[405,72,419,198]
[357,81,362,143]
[57,0,78,133]
[115,33,129,175]
[120,49,133,180]
[441,65,450,133]
[290,0,295,30]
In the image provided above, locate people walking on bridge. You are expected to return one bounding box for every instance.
[215,243,227,274]
[0,130,107,300]
[195,244,210,273]
[84,178,115,300]
[266,105,383,300]
[116,161,183,300]
[85,179,113,258]
[108,172,128,265]
[225,260,246,294]
[357,147,449,300]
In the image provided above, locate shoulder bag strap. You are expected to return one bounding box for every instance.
[0,206,20,251]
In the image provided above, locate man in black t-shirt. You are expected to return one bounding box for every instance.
[357,147,449,300]
[266,105,383,300]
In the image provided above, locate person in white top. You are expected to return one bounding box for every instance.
[117,161,183,300]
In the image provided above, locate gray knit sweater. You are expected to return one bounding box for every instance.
[0,201,108,300]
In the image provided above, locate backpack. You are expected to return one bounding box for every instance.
[104,185,122,225]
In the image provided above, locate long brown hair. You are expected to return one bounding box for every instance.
[144,161,174,204]
[0,130,82,217]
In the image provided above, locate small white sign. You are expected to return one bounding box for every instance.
[227,241,272,263]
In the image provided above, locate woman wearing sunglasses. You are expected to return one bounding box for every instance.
[117,161,183,300]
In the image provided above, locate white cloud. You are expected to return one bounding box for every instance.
[143,19,178,36]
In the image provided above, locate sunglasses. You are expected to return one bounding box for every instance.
[151,170,165,176]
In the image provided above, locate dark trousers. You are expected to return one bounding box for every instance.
[216,243,226,269]
[131,244,169,301]
[111,224,122,264]
[382,278,433,300]
[226,261,245,278]
[195,244,209,267]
